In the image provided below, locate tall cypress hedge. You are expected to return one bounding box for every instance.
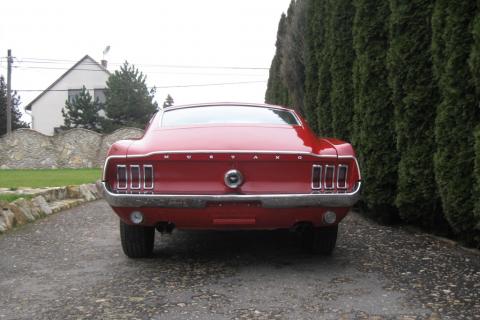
[281,0,306,112]
[329,0,355,141]
[264,0,480,246]
[387,0,440,226]
[316,0,333,136]
[433,0,477,235]
[352,0,398,218]
[470,6,480,243]
[474,126,480,244]
[303,0,321,133]
[265,14,290,106]
[470,3,480,95]
[431,0,448,82]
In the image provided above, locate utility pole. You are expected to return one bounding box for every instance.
[6,49,12,135]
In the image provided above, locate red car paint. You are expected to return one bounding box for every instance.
[101,103,361,230]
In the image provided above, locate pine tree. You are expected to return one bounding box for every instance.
[61,86,103,132]
[433,0,478,235]
[265,13,290,106]
[0,75,28,136]
[104,62,158,132]
[316,0,333,136]
[163,94,174,108]
[388,0,440,226]
[329,0,355,141]
[352,0,398,219]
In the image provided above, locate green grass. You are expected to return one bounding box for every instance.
[0,194,33,203]
[0,168,101,189]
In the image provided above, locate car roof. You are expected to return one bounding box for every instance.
[162,102,293,112]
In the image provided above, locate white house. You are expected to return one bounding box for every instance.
[25,55,110,135]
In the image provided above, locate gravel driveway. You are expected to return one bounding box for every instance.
[0,200,478,319]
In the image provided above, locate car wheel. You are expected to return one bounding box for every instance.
[302,225,338,255]
[120,220,155,258]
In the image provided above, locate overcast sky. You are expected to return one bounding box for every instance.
[0,0,291,123]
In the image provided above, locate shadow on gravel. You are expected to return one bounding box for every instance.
[145,229,338,268]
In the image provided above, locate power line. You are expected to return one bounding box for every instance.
[13,80,266,92]
[14,65,107,72]
[154,81,266,89]
[11,57,270,70]
[12,65,267,77]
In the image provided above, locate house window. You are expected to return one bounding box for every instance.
[94,89,106,104]
[68,89,82,102]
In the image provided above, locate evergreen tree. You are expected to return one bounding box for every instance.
[0,75,28,136]
[352,0,398,219]
[61,86,103,132]
[474,126,480,245]
[431,0,448,82]
[303,0,320,133]
[265,13,290,106]
[471,3,480,96]
[329,0,355,141]
[433,0,478,235]
[264,0,480,245]
[388,0,440,226]
[163,94,174,108]
[281,0,306,112]
[316,0,333,136]
[104,62,158,132]
[471,4,480,243]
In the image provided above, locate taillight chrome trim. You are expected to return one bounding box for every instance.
[324,165,335,190]
[311,165,322,190]
[130,165,141,189]
[337,165,348,189]
[143,164,154,190]
[116,165,128,190]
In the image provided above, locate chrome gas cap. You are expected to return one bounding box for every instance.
[224,169,243,188]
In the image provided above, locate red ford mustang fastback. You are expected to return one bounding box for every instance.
[98,103,361,258]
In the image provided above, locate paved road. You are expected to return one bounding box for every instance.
[0,201,479,320]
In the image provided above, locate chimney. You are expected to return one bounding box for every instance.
[101,60,108,68]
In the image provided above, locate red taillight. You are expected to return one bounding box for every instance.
[312,165,322,189]
[311,164,349,190]
[115,164,154,191]
[130,165,141,189]
[337,165,348,189]
[117,165,127,189]
[324,165,335,189]
[143,165,154,189]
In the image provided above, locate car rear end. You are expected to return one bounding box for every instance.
[101,152,360,229]
[98,103,362,258]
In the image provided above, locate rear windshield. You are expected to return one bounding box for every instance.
[161,106,299,127]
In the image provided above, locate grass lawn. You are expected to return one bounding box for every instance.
[0,194,34,203]
[0,168,101,189]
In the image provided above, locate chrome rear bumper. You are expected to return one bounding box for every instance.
[97,181,361,209]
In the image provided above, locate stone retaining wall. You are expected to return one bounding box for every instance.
[0,184,102,234]
[0,128,144,169]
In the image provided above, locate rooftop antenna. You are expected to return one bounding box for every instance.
[103,45,110,59]
[101,46,110,68]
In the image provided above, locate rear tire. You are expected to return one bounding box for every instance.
[302,225,338,255]
[120,221,155,258]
